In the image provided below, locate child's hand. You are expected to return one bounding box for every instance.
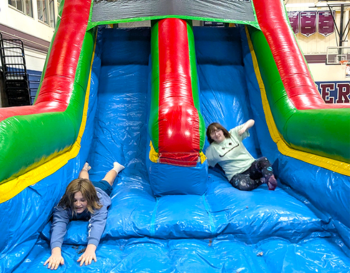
[44,247,64,270]
[77,244,97,266]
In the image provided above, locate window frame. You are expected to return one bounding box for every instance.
[37,0,57,28]
[8,0,34,18]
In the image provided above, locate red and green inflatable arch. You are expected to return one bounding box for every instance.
[0,0,96,202]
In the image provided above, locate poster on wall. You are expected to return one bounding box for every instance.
[300,11,317,37]
[318,11,335,37]
[287,11,300,34]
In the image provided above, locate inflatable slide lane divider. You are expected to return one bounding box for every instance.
[148,19,206,167]
[147,18,208,196]
[249,0,350,176]
[0,0,96,203]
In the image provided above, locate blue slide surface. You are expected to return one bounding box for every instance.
[4,27,350,272]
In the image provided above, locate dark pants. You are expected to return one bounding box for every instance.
[92,180,113,196]
[229,157,274,191]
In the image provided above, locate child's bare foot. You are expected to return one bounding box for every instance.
[83,162,91,172]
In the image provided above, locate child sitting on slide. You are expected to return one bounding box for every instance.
[44,161,125,270]
[206,120,277,191]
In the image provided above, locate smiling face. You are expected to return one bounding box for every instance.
[210,127,226,143]
[74,191,88,214]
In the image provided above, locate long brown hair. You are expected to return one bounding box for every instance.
[206,122,231,144]
[58,178,102,215]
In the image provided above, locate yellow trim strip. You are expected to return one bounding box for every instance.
[0,40,97,204]
[149,141,159,163]
[245,27,350,176]
[149,141,207,164]
[200,152,206,164]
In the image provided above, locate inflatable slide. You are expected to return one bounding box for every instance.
[0,0,349,272]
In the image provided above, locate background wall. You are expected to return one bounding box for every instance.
[24,48,46,71]
[310,63,347,81]
[285,0,350,103]
[0,0,60,106]
[0,0,59,71]
[285,0,349,54]
[1,3,55,42]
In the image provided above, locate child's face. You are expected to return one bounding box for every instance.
[74,191,88,214]
[210,127,225,143]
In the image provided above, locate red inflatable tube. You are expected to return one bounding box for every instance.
[157,19,200,166]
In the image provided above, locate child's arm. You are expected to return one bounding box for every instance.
[44,207,70,269]
[77,190,111,266]
[238,119,255,136]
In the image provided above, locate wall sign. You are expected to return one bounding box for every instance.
[288,11,300,34]
[318,11,335,37]
[300,11,317,37]
[316,81,350,103]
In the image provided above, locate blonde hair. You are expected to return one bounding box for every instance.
[58,178,102,215]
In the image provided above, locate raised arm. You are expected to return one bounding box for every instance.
[238,119,255,136]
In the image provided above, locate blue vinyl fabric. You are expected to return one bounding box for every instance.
[15,236,350,273]
[5,26,350,272]
[41,173,336,244]
[0,42,101,272]
[239,26,350,248]
[146,152,209,196]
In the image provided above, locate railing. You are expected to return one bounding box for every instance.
[0,33,31,106]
